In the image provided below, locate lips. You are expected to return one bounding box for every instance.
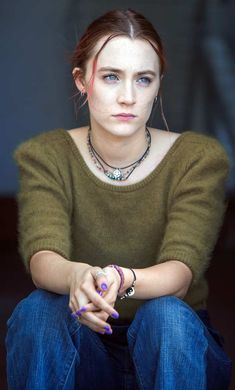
[113,113,136,117]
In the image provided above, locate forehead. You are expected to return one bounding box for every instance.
[93,36,160,72]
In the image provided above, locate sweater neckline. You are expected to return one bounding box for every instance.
[62,129,192,192]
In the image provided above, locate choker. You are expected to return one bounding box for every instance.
[87,127,151,181]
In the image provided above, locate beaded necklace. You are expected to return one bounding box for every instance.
[87,127,151,181]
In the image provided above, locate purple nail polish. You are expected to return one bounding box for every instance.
[105,328,113,335]
[104,325,110,331]
[96,290,103,296]
[111,312,119,319]
[80,306,87,313]
[101,283,108,290]
[71,312,77,319]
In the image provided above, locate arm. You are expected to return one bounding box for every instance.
[101,137,229,304]
[30,250,120,333]
[118,260,192,300]
[14,139,119,334]
[30,250,91,295]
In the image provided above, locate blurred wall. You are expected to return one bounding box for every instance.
[1,0,234,195]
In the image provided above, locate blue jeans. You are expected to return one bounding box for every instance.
[6,289,232,389]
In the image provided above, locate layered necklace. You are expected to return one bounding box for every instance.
[87,127,151,181]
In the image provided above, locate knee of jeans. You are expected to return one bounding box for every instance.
[129,296,203,347]
[7,289,70,329]
[134,295,196,329]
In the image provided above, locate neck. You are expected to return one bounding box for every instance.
[88,124,148,167]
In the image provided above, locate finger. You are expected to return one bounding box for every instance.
[81,284,119,319]
[79,312,113,334]
[69,290,90,319]
[91,268,109,292]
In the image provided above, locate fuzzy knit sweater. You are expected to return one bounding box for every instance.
[14,129,230,320]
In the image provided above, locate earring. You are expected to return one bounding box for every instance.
[154,96,158,103]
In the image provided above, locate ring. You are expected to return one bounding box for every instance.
[95,269,107,278]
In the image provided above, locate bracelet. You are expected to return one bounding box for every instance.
[120,268,136,300]
[107,264,124,293]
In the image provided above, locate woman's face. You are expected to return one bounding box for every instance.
[77,36,161,138]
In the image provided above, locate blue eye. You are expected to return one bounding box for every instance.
[103,74,119,82]
[138,77,152,85]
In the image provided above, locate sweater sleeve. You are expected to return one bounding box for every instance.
[14,138,71,271]
[157,137,230,286]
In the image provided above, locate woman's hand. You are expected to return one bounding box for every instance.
[69,265,120,334]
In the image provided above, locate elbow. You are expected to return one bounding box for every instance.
[171,260,193,299]
[31,276,41,289]
[29,251,47,289]
[175,276,192,299]
[175,285,189,299]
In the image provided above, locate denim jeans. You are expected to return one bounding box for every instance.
[6,289,232,389]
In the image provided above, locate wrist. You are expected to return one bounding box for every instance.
[67,262,91,289]
[118,267,134,296]
[105,264,123,292]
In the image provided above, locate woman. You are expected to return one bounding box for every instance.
[6,8,232,390]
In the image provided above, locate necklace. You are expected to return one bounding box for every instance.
[87,127,151,181]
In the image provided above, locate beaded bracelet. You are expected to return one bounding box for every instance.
[107,264,136,299]
[107,264,124,293]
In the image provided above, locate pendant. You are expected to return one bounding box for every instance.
[111,169,122,180]
[125,286,135,296]
[120,286,135,299]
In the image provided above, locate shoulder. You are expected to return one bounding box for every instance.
[15,128,64,150]
[182,131,230,167]
[173,130,231,183]
[13,128,67,162]
[150,128,229,159]
[161,129,230,162]
[179,130,227,152]
[151,128,230,178]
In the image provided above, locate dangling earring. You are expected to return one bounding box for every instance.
[159,93,170,132]
[154,96,158,103]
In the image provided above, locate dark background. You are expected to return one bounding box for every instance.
[1,1,235,388]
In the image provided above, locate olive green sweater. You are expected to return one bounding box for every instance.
[14,129,230,319]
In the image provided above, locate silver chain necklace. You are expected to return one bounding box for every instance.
[87,127,151,181]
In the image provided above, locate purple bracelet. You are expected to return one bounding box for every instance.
[108,264,124,293]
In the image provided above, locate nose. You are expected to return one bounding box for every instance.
[117,81,136,105]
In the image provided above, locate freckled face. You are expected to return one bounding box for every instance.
[83,36,161,137]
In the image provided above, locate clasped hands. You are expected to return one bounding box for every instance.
[69,265,121,334]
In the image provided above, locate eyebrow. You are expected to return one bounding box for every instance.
[98,67,157,77]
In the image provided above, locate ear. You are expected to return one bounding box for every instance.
[72,67,86,93]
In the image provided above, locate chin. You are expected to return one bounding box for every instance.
[106,125,140,138]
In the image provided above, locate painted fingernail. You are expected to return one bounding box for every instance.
[111,312,119,319]
[101,283,108,290]
[96,290,103,296]
[71,312,78,319]
[99,331,105,335]
[75,307,86,316]
[105,328,113,335]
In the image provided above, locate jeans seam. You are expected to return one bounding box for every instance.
[60,350,78,389]
[132,355,146,390]
[193,313,231,365]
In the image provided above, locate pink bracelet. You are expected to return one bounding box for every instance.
[108,264,124,293]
